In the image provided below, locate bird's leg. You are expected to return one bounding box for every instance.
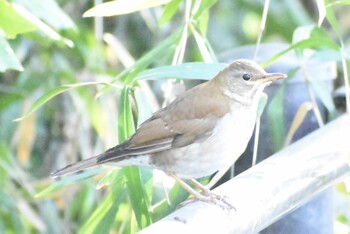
[169,173,235,210]
[189,178,234,210]
[188,178,212,196]
[168,173,209,201]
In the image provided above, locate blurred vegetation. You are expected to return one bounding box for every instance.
[0,0,350,233]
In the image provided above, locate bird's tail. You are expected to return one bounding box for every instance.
[51,156,99,179]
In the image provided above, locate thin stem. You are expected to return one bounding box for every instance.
[252,118,260,166]
[253,0,270,61]
[340,41,350,114]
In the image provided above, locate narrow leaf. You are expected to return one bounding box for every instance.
[159,0,182,25]
[84,0,171,17]
[14,0,76,30]
[135,62,227,81]
[36,169,104,198]
[118,87,152,229]
[326,0,350,7]
[0,0,36,39]
[15,81,114,121]
[78,172,125,234]
[190,24,213,62]
[262,38,339,67]
[257,93,268,119]
[315,0,326,26]
[325,1,340,36]
[284,102,313,147]
[0,33,23,71]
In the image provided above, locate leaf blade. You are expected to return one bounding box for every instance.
[135,62,227,81]
[15,81,113,121]
[84,0,171,17]
[118,87,152,229]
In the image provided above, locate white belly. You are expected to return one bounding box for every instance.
[151,109,257,179]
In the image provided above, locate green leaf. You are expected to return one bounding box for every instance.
[123,167,152,229]
[15,81,114,121]
[134,87,154,126]
[11,3,74,47]
[324,0,341,37]
[73,85,111,141]
[135,62,227,81]
[0,143,10,187]
[310,49,343,62]
[78,172,126,234]
[0,32,23,72]
[315,0,326,26]
[122,29,181,84]
[326,0,350,7]
[84,0,171,17]
[267,85,286,152]
[257,93,268,119]
[266,68,299,151]
[0,0,37,39]
[36,169,104,198]
[118,87,152,229]
[194,0,218,20]
[151,182,189,220]
[191,25,213,62]
[197,8,209,36]
[262,38,340,67]
[14,0,76,30]
[159,0,182,25]
[95,29,180,95]
[118,87,135,140]
[306,68,336,114]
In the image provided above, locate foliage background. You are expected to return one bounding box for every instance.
[0,0,350,233]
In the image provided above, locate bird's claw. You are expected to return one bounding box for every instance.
[179,193,236,211]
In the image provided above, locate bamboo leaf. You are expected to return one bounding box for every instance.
[95,29,180,95]
[315,0,326,26]
[284,102,313,146]
[257,93,268,119]
[0,33,23,71]
[0,0,37,39]
[118,87,135,140]
[190,25,213,62]
[159,0,182,25]
[267,68,299,151]
[135,62,227,81]
[193,0,218,20]
[262,38,340,67]
[78,172,125,234]
[326,0,350,7]
[15,81,114,121]
[84,0,171,17]
[14,0,76,30]
[36,169,104,198]
[118,87,152,229]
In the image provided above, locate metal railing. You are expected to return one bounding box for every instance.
[140,114,350,233]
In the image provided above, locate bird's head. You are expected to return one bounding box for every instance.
[214,59,286,103]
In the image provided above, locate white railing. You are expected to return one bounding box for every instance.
[139,114,350,234]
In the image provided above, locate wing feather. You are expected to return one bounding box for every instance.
[97,80,231,163]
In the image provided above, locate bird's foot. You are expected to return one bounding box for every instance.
[168,174,235,210]
[180,192,235,211]
[198,192,236,211]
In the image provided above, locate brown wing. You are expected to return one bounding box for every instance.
[128,81,230,149]
[97,81,231,163]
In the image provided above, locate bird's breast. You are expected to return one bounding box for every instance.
[151,106,257,179]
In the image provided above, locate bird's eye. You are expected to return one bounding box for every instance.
[242,73,251,81]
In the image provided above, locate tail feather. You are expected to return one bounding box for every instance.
[51,140,162,179]
[51,156,99,179]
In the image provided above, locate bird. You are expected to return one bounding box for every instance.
[52,59,286,207]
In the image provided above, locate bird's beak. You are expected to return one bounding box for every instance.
[260,73,287,83]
